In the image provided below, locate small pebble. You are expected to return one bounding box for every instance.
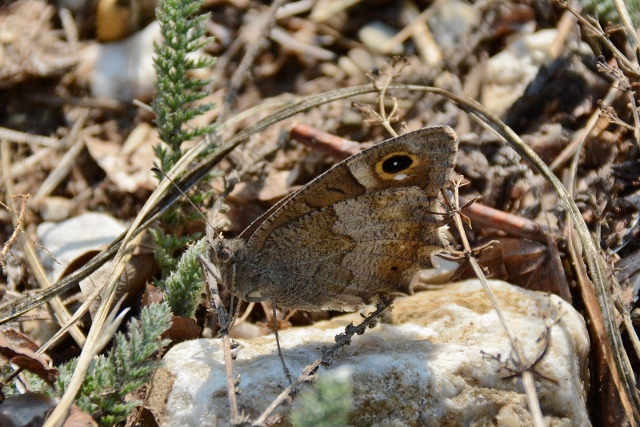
[347,47,375,73]
[481,29,559,116]
[337,55,362,79]
[39,197,73,222]
[358,21,403,55]
[428,0,479,51]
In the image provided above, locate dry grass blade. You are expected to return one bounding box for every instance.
[201,206,241,424]
[0,195,27,270]
[309,0,363,22]
[42,231,144,427]
[32,109,89,204]
[0,140,86,349]
[379,0,445,55]
[612,0,640,59]
[0,126,58,147]
[565,72,640,420]
[270,26,336,61]
[200,255,243,425]
[218,0,289,124]
[615,292,640,363]
[550,81,620,171]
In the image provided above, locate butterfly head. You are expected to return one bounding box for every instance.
[212,238,244,293]
[212,238,267,302]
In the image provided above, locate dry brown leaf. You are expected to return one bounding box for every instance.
[0,329,57,384]
[455,237,570,299]
[63,405,98,427]
[162,317,202,344]
[84,126,158,194]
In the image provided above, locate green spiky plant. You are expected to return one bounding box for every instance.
[160,238,208,317]
[152,0,216,172]
[151,0,216,315]
[57,302,173,427]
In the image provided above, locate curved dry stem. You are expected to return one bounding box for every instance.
[389,83,640,421]
[0,88,376,325]
[445,180,544,427]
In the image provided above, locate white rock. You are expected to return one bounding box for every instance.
[90,21,161,102]
[37,212,125,282]
[358,21,404,55]
[428,0,479,51]
[149,280,589,426]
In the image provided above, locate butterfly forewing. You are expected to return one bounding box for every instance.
[243,126,457,252]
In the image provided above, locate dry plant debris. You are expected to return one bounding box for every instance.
[0,0,77,88]
[0,0,640,425]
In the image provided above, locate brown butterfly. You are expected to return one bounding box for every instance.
[214,126,458,311]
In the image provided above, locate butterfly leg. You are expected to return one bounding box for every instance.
[269,300,293,385]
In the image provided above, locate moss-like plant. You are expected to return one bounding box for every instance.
[156,238,207,317]
[290,369,353,427]
[57,302,172,426]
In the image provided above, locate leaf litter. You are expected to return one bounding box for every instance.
[0,0,640,425]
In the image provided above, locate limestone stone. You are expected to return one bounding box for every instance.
[148,280,590,427]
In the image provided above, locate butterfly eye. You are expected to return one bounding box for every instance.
[381,154,413,173]
[215,246,232,263]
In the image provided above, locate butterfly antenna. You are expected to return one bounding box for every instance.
[151,166,215,232]
[152,167,239,232]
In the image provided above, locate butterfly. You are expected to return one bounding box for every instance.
[213,126,458,311]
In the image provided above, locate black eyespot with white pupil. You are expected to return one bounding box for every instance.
[382,154,413,173]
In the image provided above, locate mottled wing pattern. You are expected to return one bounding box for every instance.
[240,187,443,310]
